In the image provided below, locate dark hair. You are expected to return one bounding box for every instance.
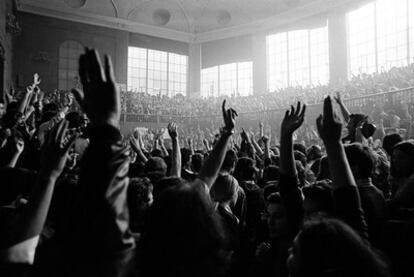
[234,157,257,182]
[294,151,307,168]
[293,143,306,155]
[221,149,237,173]
[151,149,163,158]
[294,217,390,277]
[263,165,280,183]
[267,192,282,205]
[302,181,333,214]
[66,111,82,129]
[181,148,191,167]
[344,143,375,179]
[191,153,204,173]
[127,177,153,232]
[306,145,322,162]
[140,178,228,277]
[391,141,414,178]
[383,133,402,156]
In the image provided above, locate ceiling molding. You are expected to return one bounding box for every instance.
[17,0,360,44]
[194,0,358,42]
[17,0,196,42]
[110,0,119,18]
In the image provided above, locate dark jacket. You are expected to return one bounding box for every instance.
[64,124,136,277]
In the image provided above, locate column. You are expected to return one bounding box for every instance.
[328,10,348,85]
[252,33,267,94]
[188,42,201,98]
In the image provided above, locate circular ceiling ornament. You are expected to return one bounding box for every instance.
[217,10,231,26]
[64,0,87,9]
[152,8,171,26]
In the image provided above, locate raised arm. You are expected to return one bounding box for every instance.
[168,122,181,177]
[197,100,237,189]
[280,102,306,177]
[3,137,25,168]
[250,131,264,156]
[130,128,148,164]
[0,120,76,264]
[317,97,356,189]
[317,96,368,239]
[70,48,135,275]
[262,135,271,161]
[187,137,195,156]
[334,92,351,123]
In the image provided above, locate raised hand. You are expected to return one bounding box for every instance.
[14,137,25,154]
[40,120,78,178]
[241,128,250,143]
[33,73,41,87]
[281,101,306,137]
[168,122,178,139]
[316,96,343,145]
[222,100,238,133]
[334,91,342,104]
[187,137,193,147]
[261,135,269,144]
[129,134,141,153]
[73,48,119,127]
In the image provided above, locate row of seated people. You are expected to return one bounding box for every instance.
[120,63,414,117]
[1,48,414,277]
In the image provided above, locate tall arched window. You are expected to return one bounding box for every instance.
[59,40,83,90]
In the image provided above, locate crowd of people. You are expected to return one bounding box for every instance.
[2,48,414,277]
[121,63,414,117]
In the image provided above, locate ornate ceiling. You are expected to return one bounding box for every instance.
[16,0,356,42]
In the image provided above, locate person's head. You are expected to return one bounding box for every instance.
[391,141,414,179]
[294,151,307,168]
[287,217,390,277]
[344,143,375,180]
[221,149,237,174]
[263,165,280,183]
[191,153,204,173]
[233,157,257,182]
[144,157,167,186]
[302,181,333,217]
[141,178,228,277]
[383,133,402,156]
[346,113,367,136]
[181,148,191,168]
[66,111,83,129]
[210,173,239,205]
[127,177,153,231]
[151,149,163,158]
[306,145,322,162]
[265,192,289,239]
[293,143,306,155]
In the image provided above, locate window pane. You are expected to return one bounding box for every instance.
[267,24,329,91]
[376,0,408,70]
[237,62,253,96]
[201,66,219,97]
[348,2,377,75]
[58,40,83,90]
[288,30,310,86]
[310,26,329,85]
[219,63,237,97]
[267,33,289,90]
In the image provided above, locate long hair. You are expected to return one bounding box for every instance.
[293,217,390,277]
[139,177,229,277]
